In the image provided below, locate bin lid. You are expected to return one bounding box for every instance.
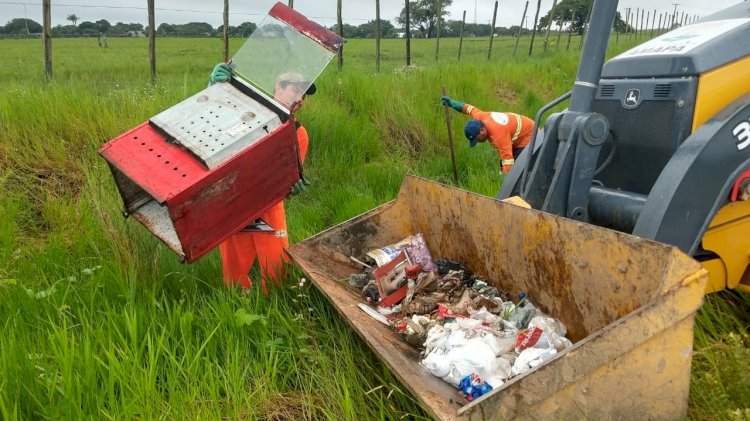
[149,82,282,170]
[230,2,345,110]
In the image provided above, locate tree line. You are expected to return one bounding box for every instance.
[0,17,258,38]
[2,0,634,39]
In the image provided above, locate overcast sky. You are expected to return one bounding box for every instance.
[1,0,742,29]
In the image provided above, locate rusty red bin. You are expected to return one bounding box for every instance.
[99,2,344,263]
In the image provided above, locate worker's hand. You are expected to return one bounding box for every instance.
[290,177,311,196]
[209,63,232,85]
[501,164,513,175]
[441,96,465,112]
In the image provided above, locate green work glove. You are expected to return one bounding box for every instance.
[441,95,464,112]
[290,177,311,196]
[209,63,232,85]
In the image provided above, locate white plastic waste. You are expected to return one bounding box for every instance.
[528,316,567,337]
[421,321,519,388]
[511,347,558,375]
[422,337,500,388]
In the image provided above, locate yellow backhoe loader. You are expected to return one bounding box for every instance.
[499,1,750,294]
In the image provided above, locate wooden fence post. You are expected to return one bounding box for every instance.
[566,10,574,50]
[405,0,411,66]
[513,1,528,56]
[658,13,663,35]
[376,0,381,72]
[528,0,542,56]
[615,8,619,44]
[640,9,645,38]
[487,1,498,60]
[555,9,563,49]
[148,0,156,83]
[543,0,557,51]
[223,0,229,62]
[633,7,640,39]
[43,0,52,79]
[435,0,442,60]
[579,2,592,49]
[650,9,656,37]
[458,10,466,61]
[624,8,630,38]
[337,0,343,69]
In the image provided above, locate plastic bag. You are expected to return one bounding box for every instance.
[459,373,493,401]
[422,336,499,387]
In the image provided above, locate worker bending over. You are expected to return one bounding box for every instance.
[442,96,535,174]
[210,63,312,292]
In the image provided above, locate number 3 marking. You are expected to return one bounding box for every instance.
[733,121,750,151]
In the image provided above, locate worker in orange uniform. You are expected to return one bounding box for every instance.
[209,63,313,292]
[442,96,535,175]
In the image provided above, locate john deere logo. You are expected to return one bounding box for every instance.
[624,89,640,109]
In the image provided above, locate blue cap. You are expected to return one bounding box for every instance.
[464,120,482,147]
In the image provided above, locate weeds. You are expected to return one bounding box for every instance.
[0,35,747,419]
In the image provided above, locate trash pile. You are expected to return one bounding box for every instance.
[346,233,573,402]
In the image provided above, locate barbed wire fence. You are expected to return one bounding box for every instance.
[0,1,704,81]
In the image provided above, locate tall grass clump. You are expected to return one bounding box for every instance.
[1,33,747,419]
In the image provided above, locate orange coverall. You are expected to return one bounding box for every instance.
[463,104,535,173]
[219,124,309,291]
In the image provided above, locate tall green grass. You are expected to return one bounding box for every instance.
[1,34,747,419]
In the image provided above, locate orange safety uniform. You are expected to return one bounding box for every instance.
[219,123,309,291]
[463,104,535,173]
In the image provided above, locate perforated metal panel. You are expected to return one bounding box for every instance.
[150,82,282,169]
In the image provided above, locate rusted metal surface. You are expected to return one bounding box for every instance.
[100,119,300,263]
[287,175,707,420]
[269,2,345,52]
[150,82,282,170]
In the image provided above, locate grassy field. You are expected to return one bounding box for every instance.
[1,33,748,419]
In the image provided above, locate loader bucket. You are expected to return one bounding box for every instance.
[286,175,708,420]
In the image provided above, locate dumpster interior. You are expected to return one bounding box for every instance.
[287,175,707,419]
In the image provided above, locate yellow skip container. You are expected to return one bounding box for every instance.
[287,175,708,420]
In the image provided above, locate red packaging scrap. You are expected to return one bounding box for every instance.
[515,326,544,352]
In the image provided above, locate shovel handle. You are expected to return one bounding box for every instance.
[442,85,459,184]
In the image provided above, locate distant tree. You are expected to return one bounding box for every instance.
[66,14,79,26]
[493,26,515,36]
[155,22,214,37]
[156,23,175,36]
[611,12,629,32]
[109,22,125,35]
[217,24,233,37]
[235,21,256,37]
[180,22,215,36]
[508,25,532,37]
[443,19,462,37]
[50,24,77,36]
[107,22,143,36]
[3,18,43,34]
[353,19,395,38]
[327,23,359,39]
[95,19,111,33]
[397,0,453,38]
[78,21,98,35]
[460,22,493,37]
[215,22,255,38]
[536,0,623,35]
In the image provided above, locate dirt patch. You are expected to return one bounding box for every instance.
[379,115,428,159]
[494,83,519,107]
[256,391,326,420]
